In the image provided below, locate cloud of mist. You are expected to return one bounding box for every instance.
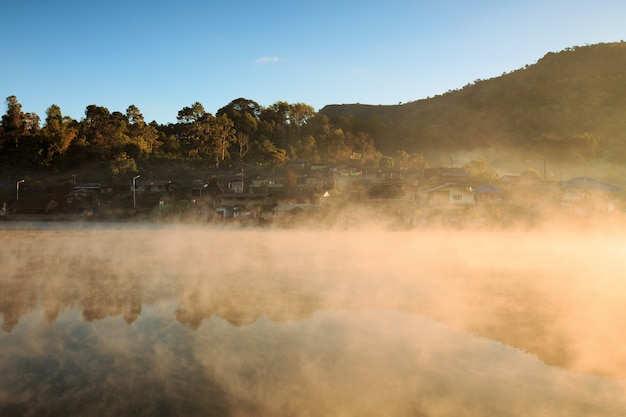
[1,224,626,415]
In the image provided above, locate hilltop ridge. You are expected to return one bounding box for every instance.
[320,42,626,168]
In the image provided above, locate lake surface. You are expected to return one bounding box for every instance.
[1,223,625,416]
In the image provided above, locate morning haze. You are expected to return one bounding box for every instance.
[2,42,626,416]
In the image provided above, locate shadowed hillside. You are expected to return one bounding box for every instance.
[320,42,626,171]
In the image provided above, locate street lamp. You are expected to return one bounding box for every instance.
[133,175,140,209]
[16,179,25,200]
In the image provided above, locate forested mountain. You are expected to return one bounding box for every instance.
[321,42,626,167]
[2,42,626,183]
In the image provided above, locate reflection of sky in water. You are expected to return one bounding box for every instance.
[1,226,626,416]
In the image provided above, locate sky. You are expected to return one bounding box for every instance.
[2,0,626,125]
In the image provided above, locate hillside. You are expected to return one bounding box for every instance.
[320,42,626,171]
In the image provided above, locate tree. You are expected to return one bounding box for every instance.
[1,95,29,150]
[126,104,144,126]
[464,157,496,183]
[235,127,253,159]
[79,105,118,159]
[305,114,349,161]
[209,113,236,166]
[256,138,287,164]
[347,131,377,164]
[322,128,350,161]
[177,101,206,124]
[521,167,541,179]
[379,155,395,170]
[396,150,429,170]
[217,98,261,161]
[126,105,159,155]
[259,102,289,150]
[40,104,78,167]
[176,102,212,157]
[288,102,315,127]
[294,135,317,161]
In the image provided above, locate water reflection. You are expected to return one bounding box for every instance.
[1,225,625,416]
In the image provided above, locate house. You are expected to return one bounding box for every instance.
[496,175,561,207]
[74,183,113,194]
[248,175,285,192]
[215,193,277,219]
[425,183,475,207]
[286,158,310,171]
[560,177,621,213]
[300,175,326,189]
[474,184,503,203]
[272,203,316,217]
[338,165,363,177]
[310,163,329,171]
[132,179,175,193]
[214,174,244,193]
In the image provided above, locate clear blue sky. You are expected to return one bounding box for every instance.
[3,0,625,124]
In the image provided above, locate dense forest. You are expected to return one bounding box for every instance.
[2,42,626,185]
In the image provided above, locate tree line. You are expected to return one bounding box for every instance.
[1,95,430,178]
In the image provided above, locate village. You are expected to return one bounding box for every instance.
[2,159,623,229]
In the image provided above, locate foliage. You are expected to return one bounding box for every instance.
[464,157,497,183]
[378,155,395,170]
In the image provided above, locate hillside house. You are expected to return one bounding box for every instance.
[560,177,621,213]
[425,183,475,208]
[474,184,503,203]
[132,179,174,193]
[215,193,277,219]
[74,183,113,194]
[248,175,285,192]
[338,165,363,177]
[272,203,316,218]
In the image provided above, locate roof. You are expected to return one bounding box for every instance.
[425,183,470,193]
[474,184,502,194]
[560,177,621,193]
[218,193,271,198]
[273,204,316,212]
[133,179,173,186]
[74,183,102,189]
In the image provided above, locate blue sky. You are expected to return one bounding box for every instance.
[3,1,626,124]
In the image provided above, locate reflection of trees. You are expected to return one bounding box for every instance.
[77,264,144,323]
[0,269,145,332]
[0,272,37,332]
[0,231,152,333]
[176,278,319,329]
[82,292,142,324]
[0,230,321,333]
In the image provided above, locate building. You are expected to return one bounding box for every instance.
[425,183,475,207]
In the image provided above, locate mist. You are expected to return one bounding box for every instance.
[1,222,625,416]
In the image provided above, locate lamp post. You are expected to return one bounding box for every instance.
[16,179,25,200]
[133,175,140,209]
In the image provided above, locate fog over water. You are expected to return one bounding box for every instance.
[1,222,625,416]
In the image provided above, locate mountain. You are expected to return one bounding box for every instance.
[319,42,626,170]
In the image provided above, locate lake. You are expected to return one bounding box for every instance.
[1,223,625,416]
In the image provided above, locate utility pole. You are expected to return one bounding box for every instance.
[133,175,140,209]
[16,179,25,200]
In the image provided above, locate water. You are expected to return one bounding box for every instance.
[1,224,625,416]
